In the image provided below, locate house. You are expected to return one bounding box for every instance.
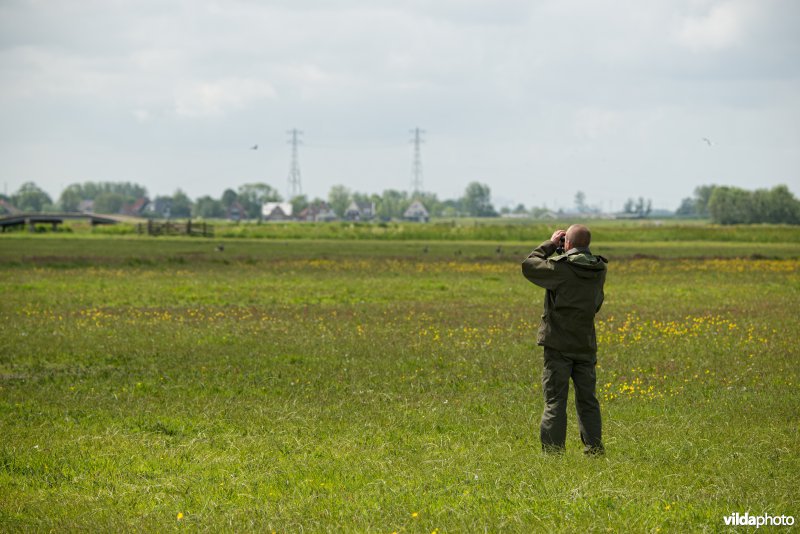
[262,202,294,221]
[403,200,429,223]
[148,198,172,218]
[77,200,95,214]
[0,199,20,216]
[344,200,376,221]
[297,202,338,222]
[226,201,246,221]
[120,197,149,217]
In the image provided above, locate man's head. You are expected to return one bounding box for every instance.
[565,224,591,250]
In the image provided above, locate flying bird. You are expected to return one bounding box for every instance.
[702,137,712,147]
[250,144,258,150]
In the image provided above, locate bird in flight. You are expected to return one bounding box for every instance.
[251,144,258,150]
[702,137,712,147]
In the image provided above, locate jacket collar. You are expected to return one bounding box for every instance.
[566,247,591,256]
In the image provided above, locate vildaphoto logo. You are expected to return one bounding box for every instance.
[723,512,795,528]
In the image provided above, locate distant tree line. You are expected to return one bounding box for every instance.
[676,184,799,225]
[5,180,796,224]
[0,180,500,219]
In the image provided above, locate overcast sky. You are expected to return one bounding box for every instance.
[1,0,798,211]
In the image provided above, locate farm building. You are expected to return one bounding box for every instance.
[121,197,149,217]
[262,202,294,221]
[297,202,338,222]
[77,200,95,214]
[226,201,246,221]
[344,201,376,221]
[0,199,20,216]
[403,200,429,223]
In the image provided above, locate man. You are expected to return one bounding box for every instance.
[521,224,607,455]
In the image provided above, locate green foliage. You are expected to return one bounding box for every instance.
[57,185,83,212]
[327,184,351,217]
[376,189,410,220]
[193,195,224,219]
[623,197,652,218]
[170,189,193,218]
[11,182,53,212]
[57,181,148,213]
[289,195,309,216]
[675,197,696,217]
[55,182,149,215]
[694,185,716,217]
[461,181,497,217]
[238,183,281,218]
[413,191,444,217]
[93,192,126,214]
[708,185,800,224]
[221,188,238,209]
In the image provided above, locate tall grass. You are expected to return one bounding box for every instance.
[0,235,798,531]
[69,219,800,243]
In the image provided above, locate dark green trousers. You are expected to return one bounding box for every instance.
[540,347,603,454]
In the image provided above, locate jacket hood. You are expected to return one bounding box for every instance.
[567,252,607,278]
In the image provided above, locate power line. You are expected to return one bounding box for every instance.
[410,127,425,194]
[287,129,303,199]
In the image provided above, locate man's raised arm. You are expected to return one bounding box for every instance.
[521,230,565,290]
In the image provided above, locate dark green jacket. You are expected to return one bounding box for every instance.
[521,241,607,354]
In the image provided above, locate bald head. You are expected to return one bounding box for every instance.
[566,224,591,249]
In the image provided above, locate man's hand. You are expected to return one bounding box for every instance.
[550,230,566,245]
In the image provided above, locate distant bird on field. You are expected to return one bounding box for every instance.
[215,244,225,252]
[702,137,712,147]
[251,144,258,150]
[495,246,502,254]
[422,246,428,254]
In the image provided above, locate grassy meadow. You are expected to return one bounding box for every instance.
[1,227,799,532]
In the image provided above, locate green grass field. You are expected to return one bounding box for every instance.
[1,231,799,532]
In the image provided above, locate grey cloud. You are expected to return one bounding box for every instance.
[0,0,797,208]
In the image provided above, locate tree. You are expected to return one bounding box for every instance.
[440,198,461,218]
[693,185,716,217]
[58,184,84,212]
[377,189,409,220]
[93,192,126,214]
[151,196,172,218]
[530,206,552,219]
[622,197,652,218]
[237,183,281,219]
[412,191,443,217]
[765,185,800,224]
[675,197,696,217]
[708,187,751,224]
[574,191,587,213]
[12,182,53,212]
[193,196,224,218]
[221,189,238,209]
[289,195,309,216]
[707,184,800,225]
[328,185,351,217]
[461,182,497,217]
[58,181,147,213]
[623,198,635,214]
[170,189,193,218]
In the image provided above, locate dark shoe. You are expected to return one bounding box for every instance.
[542,444,566,455]
[583,444,605,456]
